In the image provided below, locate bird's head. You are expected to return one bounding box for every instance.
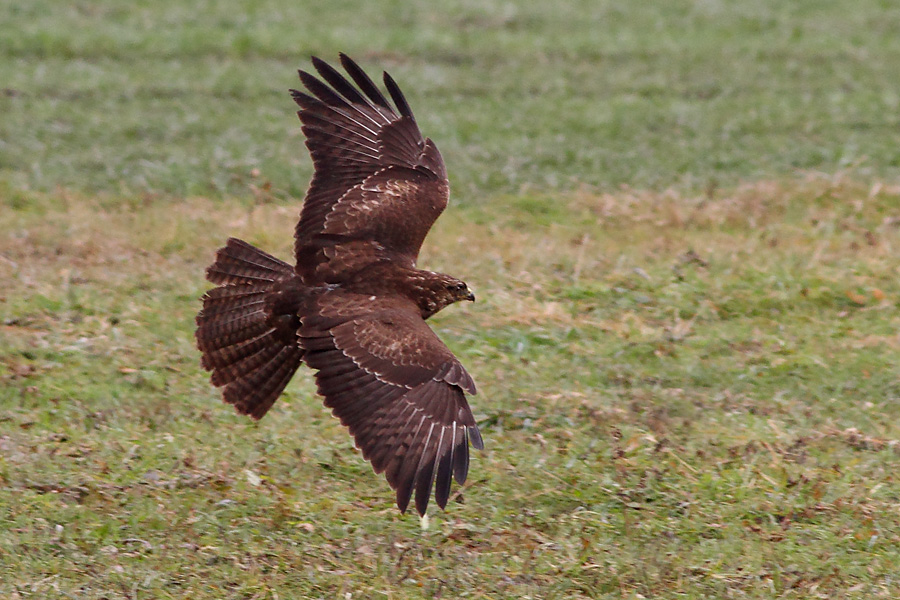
[445,278,476,304]
[415,272,474,318]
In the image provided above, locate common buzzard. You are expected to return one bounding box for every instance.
[195,54,482,516]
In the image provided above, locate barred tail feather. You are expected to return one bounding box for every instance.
[205,237,295,285]
[222,345,304,419]
[196,238,303,420]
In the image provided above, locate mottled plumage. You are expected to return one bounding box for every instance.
[195,55,481,516]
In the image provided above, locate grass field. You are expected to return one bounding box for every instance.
[3,1,900,598]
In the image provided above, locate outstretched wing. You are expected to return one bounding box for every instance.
[290,54,450,282]
[300,291,482,516]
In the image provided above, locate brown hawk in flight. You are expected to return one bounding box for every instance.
[195,54,482,516]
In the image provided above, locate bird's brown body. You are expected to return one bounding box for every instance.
[195,55,482,516]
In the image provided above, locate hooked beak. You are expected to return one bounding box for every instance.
[466,291,476,302]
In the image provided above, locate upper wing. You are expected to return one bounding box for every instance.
[299,291,482,516]
[290,55,450,282]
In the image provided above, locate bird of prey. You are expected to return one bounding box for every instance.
[195,54,482,516]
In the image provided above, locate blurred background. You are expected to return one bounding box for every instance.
[3,0,900,201]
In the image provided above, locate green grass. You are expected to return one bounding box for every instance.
[2,0,900,198]
[4,179,900,599]
[3,1,900,598]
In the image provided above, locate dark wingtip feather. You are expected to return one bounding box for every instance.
[396,465,415,514]
[383,71,414,120]
[414,458,436,516]
[434,443,454,509]
[299,70,348,107]
[468,425,484,451]
[290,88,316,107]
[452,432,469,485]
[339,53,392,111]
[394,420,430,514]
[311,55,369,106]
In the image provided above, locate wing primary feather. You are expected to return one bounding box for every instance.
[304,98,382,138]
[383,71,414,120]
[414,425,443,516]
[302,112,380,144]
[408,422,435,514]
[302,125,380,153]
[453,428,469,485]
[434,424,456,509]
[307,142,382,163]
[312,56,393,126]
[311,56,390,125]
[290,88,322,110]
[468,425,484,451]
[395,415,428,513]
[299,70,351,108]
[300,69,387,136]
[339,53,393,111]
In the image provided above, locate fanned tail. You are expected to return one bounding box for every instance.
[195,238,304,419]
